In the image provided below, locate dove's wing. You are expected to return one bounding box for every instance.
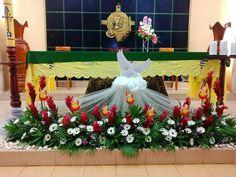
[133,59,151,73]
[117,50,131,70]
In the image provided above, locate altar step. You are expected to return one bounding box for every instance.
[0,148,236,166]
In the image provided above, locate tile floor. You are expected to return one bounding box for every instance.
[1,165,236,177]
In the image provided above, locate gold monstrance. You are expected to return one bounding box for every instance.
[101,2,135,42]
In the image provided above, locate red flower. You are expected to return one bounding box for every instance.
[93,121,101,133]
[62,114,70,127]
[173,106,181,118]
[206,71,213,88]
[192,107,203,120]
[27,83,36,104]
[216,105,228,117]
[213,79,221,101]
[159,110,168,122]
[39,75,46,90]
[80,112,88,125]
[65,96,73,108]
[143,103,150,114]
[29,104,38,118]
[202,98,213,115]
[180,117,190,126]
[125,113,132,124]
[65,96,80,113]
[143,117,153,128]
[47,96,57,112]
[184,97,191,106]
[111,104,117,114]
[93,105,101,120]
[205,115,214,127]
[41,110,51,125]
[108,111,114,124]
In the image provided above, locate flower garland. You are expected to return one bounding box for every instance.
[4,74,236,157]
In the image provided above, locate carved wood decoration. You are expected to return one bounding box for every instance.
[14,19,30,92]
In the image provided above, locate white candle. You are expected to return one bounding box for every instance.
[230,42,236,55]
[209,41,217,55]
[219,40,228,55]
[3,0,15,47]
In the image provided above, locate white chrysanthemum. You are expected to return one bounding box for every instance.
[58,118,63,123]
[221,120,227,125]
[71,116,76,122]
[165,135,172,141]
[121,129,128,136]
[30,127,38,133]
[107,127,115,135]
[188,120,195,126]
[185,128,192,134]
[168,128,177,137]
[121,118,127,123]
[145,136,152,143]
[103,118,109,123]
[133,118,140,124]
[21,133,26,140]
[87,126,94,132]
[60,139,66,145]
[13,119,19,124]
[167,119,175,125]
[67,128,74,135]
[44,134,51,141]
[97,121,103,126]
[73,127,80,135]
[212,111,217,116]
[142,128,151,135]
[161,129,169,136]
[209,137,215,144]
[196,127,205,134]
[49,124,58,132]
[137,126,143,131]
[24,120,30,125]
[201,116,206,121]
[79,125,86,129]
[126,134,134,143]
[75,138,82,146]
[124,124,131,130]
[190,138,194,146]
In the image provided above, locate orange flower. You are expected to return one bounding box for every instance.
[39,89,48,101]
[181,104,190,116]
[146,106,156,118]
[126,92,135,104]
[199,83,209,100]
[70,99,80,112]
[101,105,109,116]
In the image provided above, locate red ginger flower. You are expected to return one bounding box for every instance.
[143,117,153,128]
[213,79,221,101]
[93,105,101,120]
[143,103,150,114]
[126,113,132,124]
[173,106,181,118]
[184,97,191,106]
[206,71,213,88]
[192,107,203,120]
[205,115,214,127]
[27,83,36,104]
[80,112,88,125]
[47,96,57,112]
[159,109,168,122]
[108,111,114,124]
[39,75,46,90]
[180,117,190,126]
[65,96,73,108]
[41,110,51,125]
[62,114,70,127]
[65,96,80,113]
[29,104,38,118]
[93,121,101,133]
[202,98,213,115]
[216,105,228,117]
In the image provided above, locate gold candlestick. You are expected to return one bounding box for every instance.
[3,0,15,47]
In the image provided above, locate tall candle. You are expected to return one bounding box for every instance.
[219,40,228,55]
[231,42,236,55]
[3,0,15,47]
[209,41,217,55]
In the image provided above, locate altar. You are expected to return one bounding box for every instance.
[25,51,220,99]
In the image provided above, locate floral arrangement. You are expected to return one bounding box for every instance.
[4,73,236,157]
[137,16,158,44]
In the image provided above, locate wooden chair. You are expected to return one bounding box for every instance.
[159,48,178,90]
[55,46,72,89]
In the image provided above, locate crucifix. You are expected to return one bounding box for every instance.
[101,0,135,42]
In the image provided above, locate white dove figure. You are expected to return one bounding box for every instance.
[117,50,151,73]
